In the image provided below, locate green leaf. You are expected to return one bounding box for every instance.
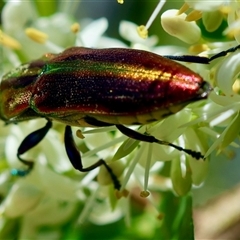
[34,0,57,16]
[158,191,194,240]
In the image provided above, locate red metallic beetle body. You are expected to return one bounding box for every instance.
[0,47,210,127]
[2,46,227,189]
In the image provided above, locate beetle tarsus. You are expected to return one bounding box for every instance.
[116,124,204,160]
[167,142,204,160]
[11,168,32,177]
[64,125,121,190]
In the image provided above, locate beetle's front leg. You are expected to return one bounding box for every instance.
[64,126,121,190]
[115,125,204,160]
[12,120,52,176]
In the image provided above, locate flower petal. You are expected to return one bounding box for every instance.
[215,50,240,96]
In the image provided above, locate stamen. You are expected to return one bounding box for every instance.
[232,79,240,93]
[71,23,80,33]
[137,25,148,39]
[77,185,99,224]
[178,3,190,15]
[44,41,64,53]
[189,44,210,54]
[25,28,48,44]
[122,189,129,197]
[145,0,166,30]
[116,189,129,199]
[137,0,166,38]
[117,0,124,4]
[120,145,146,190]
[209,109,236,127]
[76,129,85,139]
[143,143,152,193]
[82,135,126,159]
[0,31,21,49]
[185,10,202,22]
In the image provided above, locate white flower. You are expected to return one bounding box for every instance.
[2,0,240,238]
[185,0,225,12]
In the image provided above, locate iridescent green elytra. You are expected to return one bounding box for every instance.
[0,47,211,126]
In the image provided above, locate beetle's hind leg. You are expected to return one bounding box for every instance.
[64,126,121,190]
[116,125,204,160]
[12,121,52,176]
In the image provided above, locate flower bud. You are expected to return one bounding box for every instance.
[185,0,224,11]
[161,9,201,44]
[171,158,192,196]
[202,11,223,32]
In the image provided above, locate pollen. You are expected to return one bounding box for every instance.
[25,28,48,44]
[189,44,210,54]
[71,23,80,33]
[232,79,240,94]
[178,3,203,22]
[137,25,148,39]
[140,190,150,198]
[0,30,21,50]
[115,189,129,199]
[76,129,85,139]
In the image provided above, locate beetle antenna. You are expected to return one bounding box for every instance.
[164,44,240,64]
[209,44,240,62]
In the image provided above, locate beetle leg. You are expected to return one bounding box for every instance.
[164,44,240,64]
[12,121,52,176]
[115,125,204,160]
[64,125,121,190]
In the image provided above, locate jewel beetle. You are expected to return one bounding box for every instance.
[1,45,239,190]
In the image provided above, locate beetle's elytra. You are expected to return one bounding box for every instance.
[0,47,210,125]
[1,45,237,190]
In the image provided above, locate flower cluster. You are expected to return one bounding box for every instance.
[0,0,240,238]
